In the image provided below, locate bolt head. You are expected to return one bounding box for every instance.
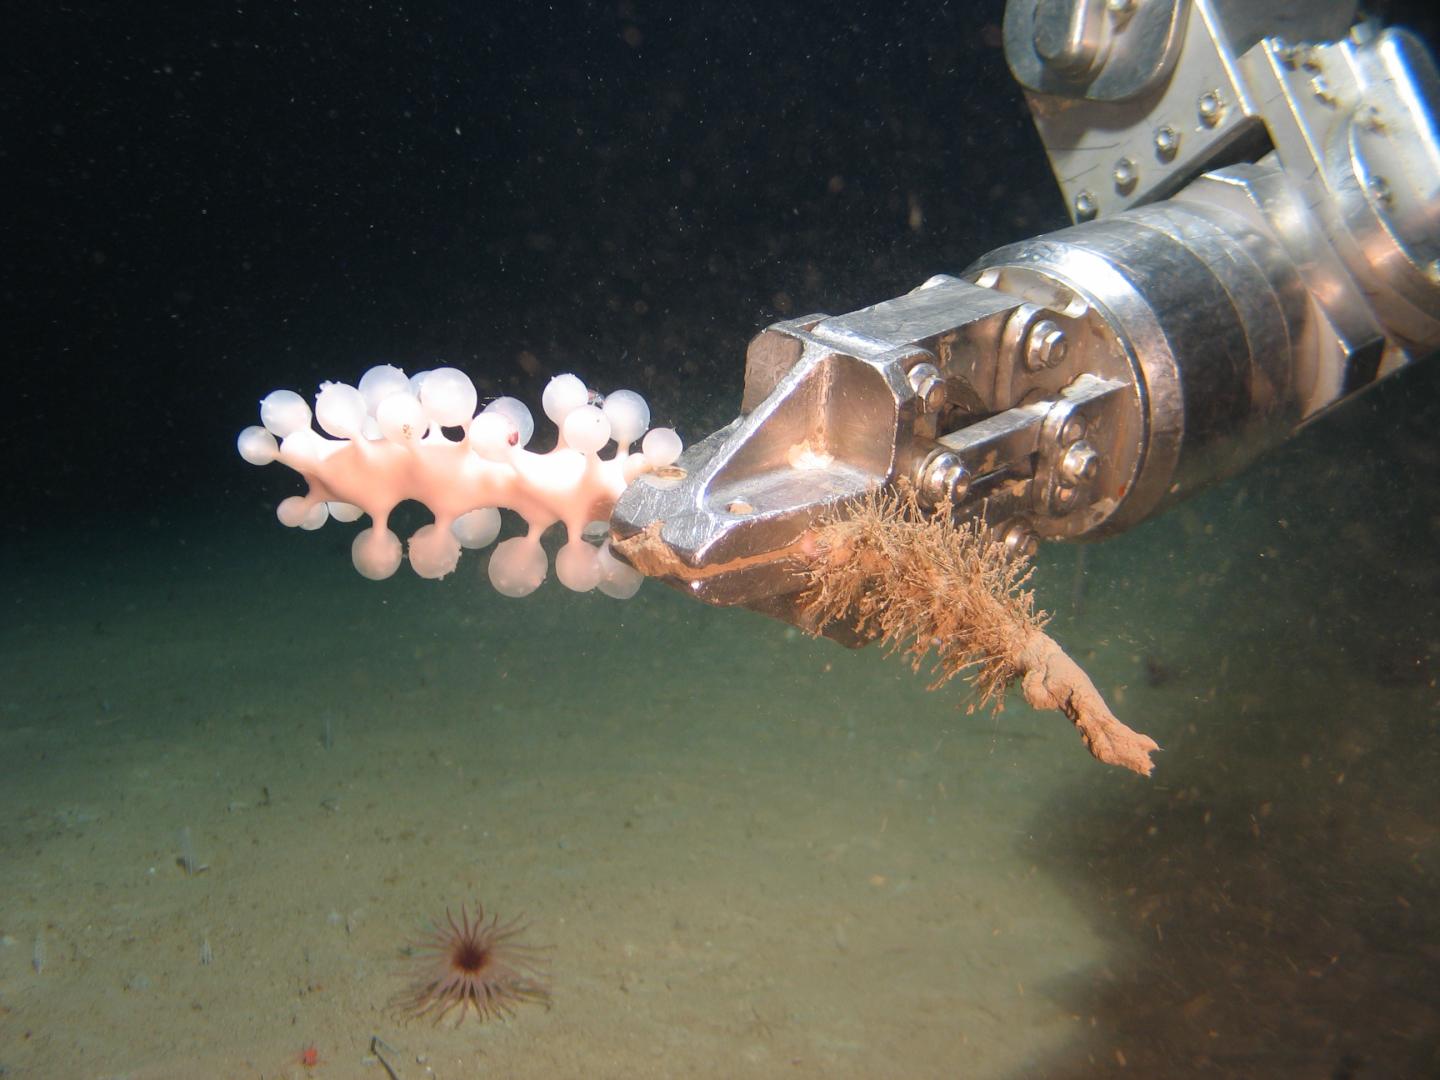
[1197,90,1223,126]
[1024,319,1068,372]
[907,363,946,412]
[1153,125,1179,160]
[1060,441,1099,484]
[1112,157,1137,192]
[917,451,968,507]
[1074,191,1098,221]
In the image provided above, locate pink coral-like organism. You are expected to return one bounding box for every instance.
[237,366,682,597]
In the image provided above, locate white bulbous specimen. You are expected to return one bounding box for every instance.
[315,382,367,438]
[237,425,279,466]
[542,373,588,425]
[561,404,611,455]
[467,412,518,462]
[408,523,463,580]
[642,426,683,467]
[488,536,548,597]
[452,507,501,549]
[483,397,534,447]
[602,390,649,447]
[259,390,311,438]
[376,391,427,444]
[419,367,478,427]
[358,364,410,413]
[352,527,404,580]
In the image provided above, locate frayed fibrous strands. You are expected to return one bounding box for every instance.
[799,487,1159,775]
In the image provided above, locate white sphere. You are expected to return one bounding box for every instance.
[276,495,312,528]
[351,527,403,580]
[542,373,589,425]
[259,389,311,438]
[467,412,518,462]
[358,364,410,413]
[314,381,367,438]
[376,391,428,444]
[488,536,547,597]
[279,428,325,465]
[642,426,683,467]
[237,425,279,466]
[483,397,534,447]
[597,540,644,599]
[555,540,602,591]
[452,507,502,549]
[419,367,478,427]
[408,523,462,579]
[603,389,650,447]
[299,502,330,531]
[562,404,612,454]
[327,501,364,523]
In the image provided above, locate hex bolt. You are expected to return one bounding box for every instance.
[1060,440,1100,484]
[1112,157,1137,192]
[1001,522,1041,560]
[907,363,946,412]
[916,450,969,507]
[1060,412,1088,445]
[1197,90,1223,127]
[1153,125,1179,160]
[1074,190,1098,220]
[1023,319,1068,372]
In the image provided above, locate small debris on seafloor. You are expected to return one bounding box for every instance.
[199,934,214,966]
[31,932,45,975]
[176,825,210,877]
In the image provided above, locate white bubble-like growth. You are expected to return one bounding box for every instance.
[467,412,518,462]
[603,390,650,447]
[488,536,548,597]
[419,367,478,427]
[276,495,312,527]
[358,364,410,413]
[408,523,462,579]
[328,501,364,523]
[642,426,683,467]
[562,404,611,455]
[542,373,589,425]
[597,539,644,599]
[237,425,279,466]
[483,397,534,447]
[376,391,427,444]
[315,381,368,438]
[452,507,501,548]
[259,390,311,438]
[352,527,404,580]
[555,540,602,591]
[279,428,326,466]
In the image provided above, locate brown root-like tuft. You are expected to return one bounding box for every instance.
[799,487,1159,775]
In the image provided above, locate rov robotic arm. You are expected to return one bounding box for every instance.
[611,0,1440,639]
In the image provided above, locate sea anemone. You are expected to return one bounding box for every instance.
[398,902,550,1024]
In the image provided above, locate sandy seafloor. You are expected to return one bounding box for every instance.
[3,375,1439,1079]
